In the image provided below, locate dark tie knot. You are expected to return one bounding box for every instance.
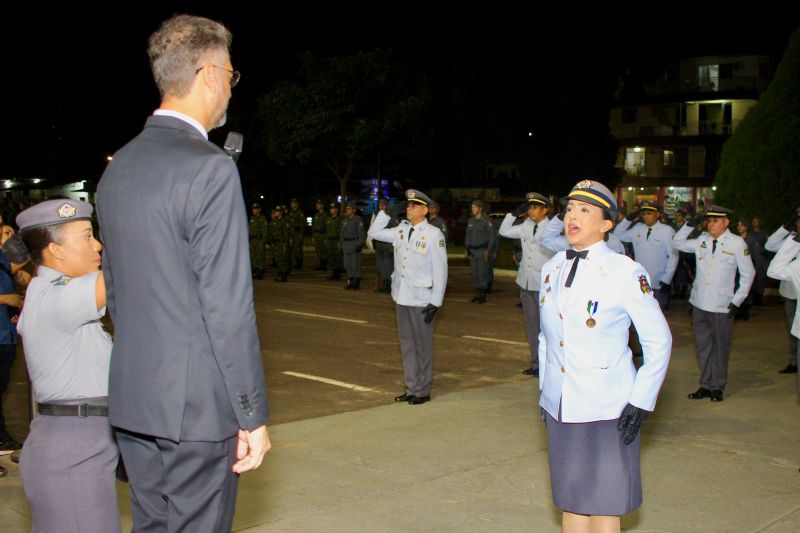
[566,249,589,260]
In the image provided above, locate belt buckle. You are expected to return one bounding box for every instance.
[77,404,89,417]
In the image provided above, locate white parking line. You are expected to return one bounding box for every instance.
[275,309,368,324]
[282,371,380,393]
[462,335,528,346]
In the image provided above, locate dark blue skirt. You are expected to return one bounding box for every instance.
[546,411,642,516]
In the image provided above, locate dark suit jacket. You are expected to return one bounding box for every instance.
[97,115,268,442]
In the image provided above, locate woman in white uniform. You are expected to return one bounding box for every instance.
[538,180,671,533]
[16,199,120,533]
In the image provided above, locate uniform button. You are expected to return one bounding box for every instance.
[559,313,563,320]
[559,340,564,347]
[560,366,565,373]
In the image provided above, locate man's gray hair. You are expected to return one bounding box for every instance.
[147,14,232,98]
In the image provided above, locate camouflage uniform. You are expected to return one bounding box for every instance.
[287,203,305,269]
[325,206,344,280]
[248,210,269,279]
[269,208,292,282]
[312,205,330,270]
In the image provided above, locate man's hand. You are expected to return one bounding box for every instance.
[232,425,271,474]
[617,403,647,445]
[727,302,738,318]
[0,294,23,308]
[388,201,406,218]
[688,214,705,227]
[512,203,528,217]
[658,282,671,294]
[421,303,439,324]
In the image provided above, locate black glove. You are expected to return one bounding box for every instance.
[512,203,528,217]
[658,282,670,293]
[617,403,647,445]
[783,218,798,232]
[625,210,640,222]
[421,304,439,324]
[727,302,738,317]
[688,214,705,227]
[388,201,406,218]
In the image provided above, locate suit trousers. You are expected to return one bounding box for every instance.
[692,307,734,391]
[519,289,540,369]
[468,249,489,290]
[396,304,435,397]
[116,429,238,533]
[375,249,394,281]
[784,298,798,365]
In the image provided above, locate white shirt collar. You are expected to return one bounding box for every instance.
[153,109,208,139]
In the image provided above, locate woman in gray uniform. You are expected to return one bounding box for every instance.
[538,181,671,533]
[16,199,120,533]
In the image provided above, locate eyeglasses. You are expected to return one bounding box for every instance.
[195,64,240,88]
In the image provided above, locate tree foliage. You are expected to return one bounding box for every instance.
[715,26,800,229]
[258,50,429,201]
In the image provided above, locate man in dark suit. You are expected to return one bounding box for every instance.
[96,14,270,532]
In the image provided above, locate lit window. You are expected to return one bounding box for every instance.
[663,150,675,167]
[624,148,646,176]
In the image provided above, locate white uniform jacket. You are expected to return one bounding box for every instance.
[673,225,755,313]
[615,219,678,286]
[368,211,448,307]
[540,216,626,255]
[498,214,554,291]
[767,238,800,337]
[537,241,671,423]
[765,226,798,299]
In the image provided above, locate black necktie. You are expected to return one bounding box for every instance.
[564,249,588,287]
[533,224,538,237]
[646,228,652,240]
[408,227,414,242]
[712,239,717,254]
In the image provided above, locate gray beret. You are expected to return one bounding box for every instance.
[17,199,94,232]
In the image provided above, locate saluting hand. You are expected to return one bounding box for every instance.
[232,425,271,474]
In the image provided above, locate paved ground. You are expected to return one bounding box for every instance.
[1,251,798,531]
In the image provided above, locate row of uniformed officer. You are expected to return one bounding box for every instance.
[765,207,800,374]
[464,200,496,303]
[340,201,366,290]
[766,231,800,394]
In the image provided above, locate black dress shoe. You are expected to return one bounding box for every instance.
[0,436,21,452]
[778,364,798,374]
[394,393,416,402]
[408,395,430,405]
[521,368,539,377]
[710,390,724,402]
[688,387,712,399]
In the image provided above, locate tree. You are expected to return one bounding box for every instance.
[258,50,429,204]
[715,26,800,230]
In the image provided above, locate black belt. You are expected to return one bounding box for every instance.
[37,403,108,417]
[468,245,488,251]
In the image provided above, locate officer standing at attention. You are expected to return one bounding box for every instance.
[538,180,671,533]
[269,206,291,282]
[499,192,554,377]
[427,200,448,241]
[368,189,448,405]
[340,201,366,290]
[248,202,269,280]
[465,199,495,303]
[673,205,755,402]
[765,207,800,374]
[372,197,399,293]
[766,233,800,395]
[325,202,344,281]
[615,201,678,309]
[312,199,330,271]
[16,199,120,532]
[287,198,305,270]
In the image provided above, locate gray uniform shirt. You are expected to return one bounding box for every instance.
[17,267,111,402]
[465,216,496,249]
[340,216,366,253]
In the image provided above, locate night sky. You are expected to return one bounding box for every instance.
[10,2,798,198]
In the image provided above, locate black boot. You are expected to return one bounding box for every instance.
[470,289,480,303]
[383,279,392,293]
[344,278,353,289]
[486,282,492,294]
[353,278,361,290]
[477,289,486,304]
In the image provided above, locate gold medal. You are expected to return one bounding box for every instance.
[586,317,596,328]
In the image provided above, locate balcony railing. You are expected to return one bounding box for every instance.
[613,119,741,139]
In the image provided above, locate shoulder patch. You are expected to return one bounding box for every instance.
[638,274,652,295]
[438,239,445,248]
[743,249,750,256]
